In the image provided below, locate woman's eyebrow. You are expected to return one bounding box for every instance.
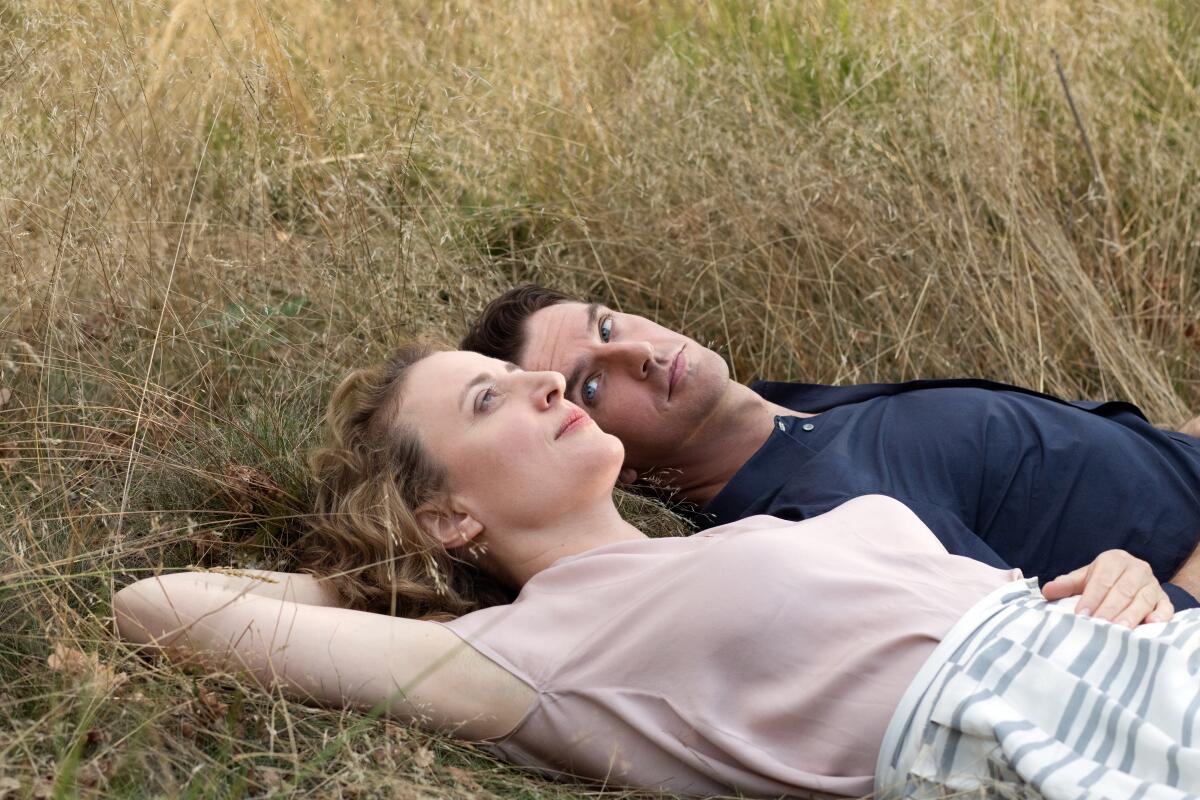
[458,363,520,409]
[460,375,488,409]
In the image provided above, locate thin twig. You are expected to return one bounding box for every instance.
[1052,48,1124,259]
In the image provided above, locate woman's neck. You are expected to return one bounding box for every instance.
[484,499,647,588]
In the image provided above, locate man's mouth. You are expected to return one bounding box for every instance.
[668,347,686,399]
[556,407,590,439]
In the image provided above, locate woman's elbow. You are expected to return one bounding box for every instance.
[113,574,192,647]
[113,578,160,646]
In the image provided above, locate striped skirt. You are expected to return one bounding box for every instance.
[876,578,1200,799]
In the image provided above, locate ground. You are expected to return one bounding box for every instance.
[2,0,1199,797]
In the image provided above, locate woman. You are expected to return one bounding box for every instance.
[114,346,1200,799]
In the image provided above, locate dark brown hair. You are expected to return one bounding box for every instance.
[298,343,511,620]
[459,284,574,362]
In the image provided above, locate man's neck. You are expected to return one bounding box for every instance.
[643,383,810,507]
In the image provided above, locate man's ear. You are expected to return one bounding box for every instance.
[415,503,484,549]
[618,466,639,485]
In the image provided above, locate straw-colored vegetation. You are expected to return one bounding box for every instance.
[2,0,1199,796]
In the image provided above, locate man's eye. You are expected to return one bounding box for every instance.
[599,316,613,343]
[583,376,599,404]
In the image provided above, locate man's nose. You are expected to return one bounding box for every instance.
[599,340,654,379]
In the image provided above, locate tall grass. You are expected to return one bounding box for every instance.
[2,0,1199,795]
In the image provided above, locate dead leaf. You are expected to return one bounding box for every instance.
[79,428,130,465]
[11,339,42,369]
[80,310,117,342]
[31,775,53,800]
[143,410,188,447]
[47,643,129,694]
[0,777,21,800]
[254,766,283,794]
[445,766,481,792]
[190,524,223,565]
[410,745,435,772]
[195,686,229,720]
[0,388,11,408]
[0,440,18,473]
[78,760,110,789]
[223,463,286,510]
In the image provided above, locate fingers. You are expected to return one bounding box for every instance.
[1042,565,1088,601]
[1073,553,1127,619]
[1103,583,1160,628]
[1045,551,1171,628]
[1084,552,1159,627]
[1147,594,1175,625]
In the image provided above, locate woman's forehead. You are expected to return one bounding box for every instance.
[407,351,516,405]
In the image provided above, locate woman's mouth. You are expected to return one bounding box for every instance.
[556,407,591,439]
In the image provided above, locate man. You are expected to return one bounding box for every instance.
[461,285,1200,615]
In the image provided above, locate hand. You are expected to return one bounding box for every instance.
[1042,549,1174,627]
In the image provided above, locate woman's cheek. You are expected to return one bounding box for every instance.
[470,430,540,482]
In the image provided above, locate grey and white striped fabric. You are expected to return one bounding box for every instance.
[876,578,1200,799]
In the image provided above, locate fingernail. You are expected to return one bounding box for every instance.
[1077,606,1092,617]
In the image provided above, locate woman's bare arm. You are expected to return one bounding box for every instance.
[113,572,532,740]
[168,569,343,607]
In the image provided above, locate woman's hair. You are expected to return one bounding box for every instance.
[297,343,511,620]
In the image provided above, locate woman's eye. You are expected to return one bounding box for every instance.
[476,387,497,413]
[599,316,613,343]
[583,376,599,404]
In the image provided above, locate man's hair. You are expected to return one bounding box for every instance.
[459,284,575,362]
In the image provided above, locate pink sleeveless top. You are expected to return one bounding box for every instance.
[440,495,1020,798]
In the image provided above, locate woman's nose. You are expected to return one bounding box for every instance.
[528,370,566,409]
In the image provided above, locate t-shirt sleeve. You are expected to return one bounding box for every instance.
[1162,582,1200,611]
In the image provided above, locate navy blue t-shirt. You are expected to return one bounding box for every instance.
[697,378,1200,610]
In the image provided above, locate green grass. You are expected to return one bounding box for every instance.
[3,0,1200,796]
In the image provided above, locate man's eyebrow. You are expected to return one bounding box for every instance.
[459,362,519,409]
[564,305,602,400]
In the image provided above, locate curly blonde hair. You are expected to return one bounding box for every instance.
[297,343,511,620]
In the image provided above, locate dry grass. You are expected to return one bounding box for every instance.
[2,0,1199,796]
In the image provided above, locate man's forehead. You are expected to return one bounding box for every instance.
[520,301,595,372]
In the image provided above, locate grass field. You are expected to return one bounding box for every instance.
[3,0,1200,796]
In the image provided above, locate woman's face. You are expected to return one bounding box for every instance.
[397,350,625,534]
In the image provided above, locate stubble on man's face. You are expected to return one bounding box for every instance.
[517,302,731,473]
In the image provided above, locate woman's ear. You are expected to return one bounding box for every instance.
[415,502,484,549]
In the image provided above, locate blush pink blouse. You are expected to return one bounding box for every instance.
[441,495,1021,798]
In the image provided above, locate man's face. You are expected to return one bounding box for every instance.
[517,302,731,474]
